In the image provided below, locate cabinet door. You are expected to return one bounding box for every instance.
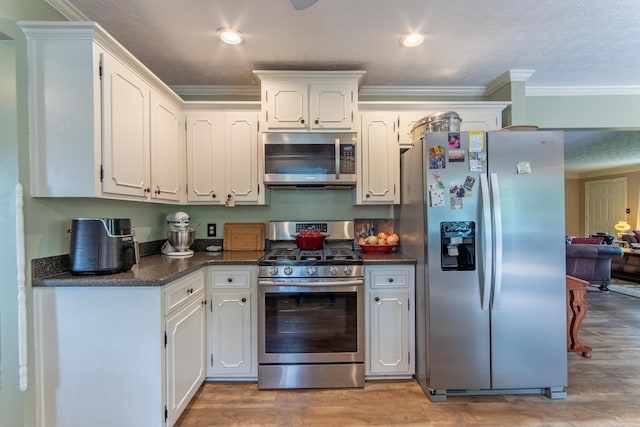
[226,112,263,204]
[263,82,308,129]
[165,296,206,426]
[369,290,410,375]
[209,292,252,376]
[359,112,399,204]
[397,111,428,150]
[459,109,501,131]
[102,53,150,199]
[150,90,183,202]
[186,111,226,203]
[309,82,355,130]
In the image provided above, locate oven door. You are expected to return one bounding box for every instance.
[258,279,364,364]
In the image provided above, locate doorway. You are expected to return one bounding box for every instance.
[585,177,627,236]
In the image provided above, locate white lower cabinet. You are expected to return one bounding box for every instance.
[207,265,258,379]
[33,270,205,427]
[165,272,207,426]
[365,264,415,379]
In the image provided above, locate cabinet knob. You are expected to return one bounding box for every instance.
[300,119,305,124]
[366,194,371,198]
[241,297,247,303]
[211,193,217,199]
[227,277,233,283]
[144,187,151,193]
[155,186,160,195]
[388,278,394,283]
[314,119,319,125]
[374,296,380,302]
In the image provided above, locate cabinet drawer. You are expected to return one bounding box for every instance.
[165,271,205,315]
[369,269,410,289]
[211,269,251,289]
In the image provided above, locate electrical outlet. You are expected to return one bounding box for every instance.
[207,223,217,237]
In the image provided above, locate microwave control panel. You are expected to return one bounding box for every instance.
[340,144,356,174]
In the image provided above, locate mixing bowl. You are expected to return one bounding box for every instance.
[167,228,195,251]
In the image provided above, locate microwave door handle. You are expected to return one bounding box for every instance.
[335,137,340,179]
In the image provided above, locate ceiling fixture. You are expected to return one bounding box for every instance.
[289,0,318,10]
[217,28,245,45]
[400,32,425,48]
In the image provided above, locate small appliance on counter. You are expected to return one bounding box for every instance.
[162,211,195,257]
[69,218,139,275]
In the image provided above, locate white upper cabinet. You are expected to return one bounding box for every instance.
[185,108,264,205]
[254,70,365,132]
[358,112,400,205]
[101,52,151,199]
[150,91,184,202]
[20,21,185,202]
[384,103,509,149]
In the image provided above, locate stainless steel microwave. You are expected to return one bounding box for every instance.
[263,132,357,187]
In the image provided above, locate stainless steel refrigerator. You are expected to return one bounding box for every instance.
[396,130,567,401]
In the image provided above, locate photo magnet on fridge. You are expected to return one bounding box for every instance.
[447,133,461,149]
[448,149,465,163]
[463,176,476,196]
[469,151,486,172]
[430,145,445,169]
[449,183,464,209]
[429,184,445,207]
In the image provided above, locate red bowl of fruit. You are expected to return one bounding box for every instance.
[358,243,398,254]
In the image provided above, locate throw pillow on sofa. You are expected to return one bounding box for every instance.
[571,237,604,244]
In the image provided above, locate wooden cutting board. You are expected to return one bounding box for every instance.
[223,223,266,251]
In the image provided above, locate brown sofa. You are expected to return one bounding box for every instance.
[565,244,624,291]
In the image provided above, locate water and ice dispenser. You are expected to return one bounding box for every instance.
[440,221,476,271]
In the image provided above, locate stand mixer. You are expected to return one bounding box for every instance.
[162,211,195,257]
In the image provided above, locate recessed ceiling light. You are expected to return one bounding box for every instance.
[217,28,245,45]
[400,32,425,48]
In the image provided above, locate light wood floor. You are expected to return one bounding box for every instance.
[176,290,640,426]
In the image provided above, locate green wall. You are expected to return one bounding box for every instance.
[527,95,640,129]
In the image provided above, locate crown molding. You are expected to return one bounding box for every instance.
[45,0,89,21]
[359,85,487,97]
[172,85,260,97]
[485,69,535,95]
[526,85,640,96]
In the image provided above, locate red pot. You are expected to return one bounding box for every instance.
[292,232,328,250]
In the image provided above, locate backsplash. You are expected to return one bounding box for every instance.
[354,218,395,240]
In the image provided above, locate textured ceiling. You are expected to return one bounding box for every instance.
[46,0,640,173]
[51,0,640,89]
[564,131,640,175]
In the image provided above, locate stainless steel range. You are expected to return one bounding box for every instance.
[257,220,365,389]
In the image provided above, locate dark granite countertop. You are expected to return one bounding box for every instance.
[34,250,415,288]
[34,251,265,287]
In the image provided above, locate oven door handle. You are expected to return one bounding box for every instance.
[258,279,363,287]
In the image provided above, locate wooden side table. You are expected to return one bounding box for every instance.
[566,275,592,358]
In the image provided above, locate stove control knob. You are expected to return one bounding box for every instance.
[329,266,339,276]
[307,266,317,275]
[284,266,293,276]
[343,266,353,275]
[269,266,279,276]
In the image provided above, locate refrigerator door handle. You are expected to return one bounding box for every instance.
[490,172,504,311]
[479,174,492,311]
